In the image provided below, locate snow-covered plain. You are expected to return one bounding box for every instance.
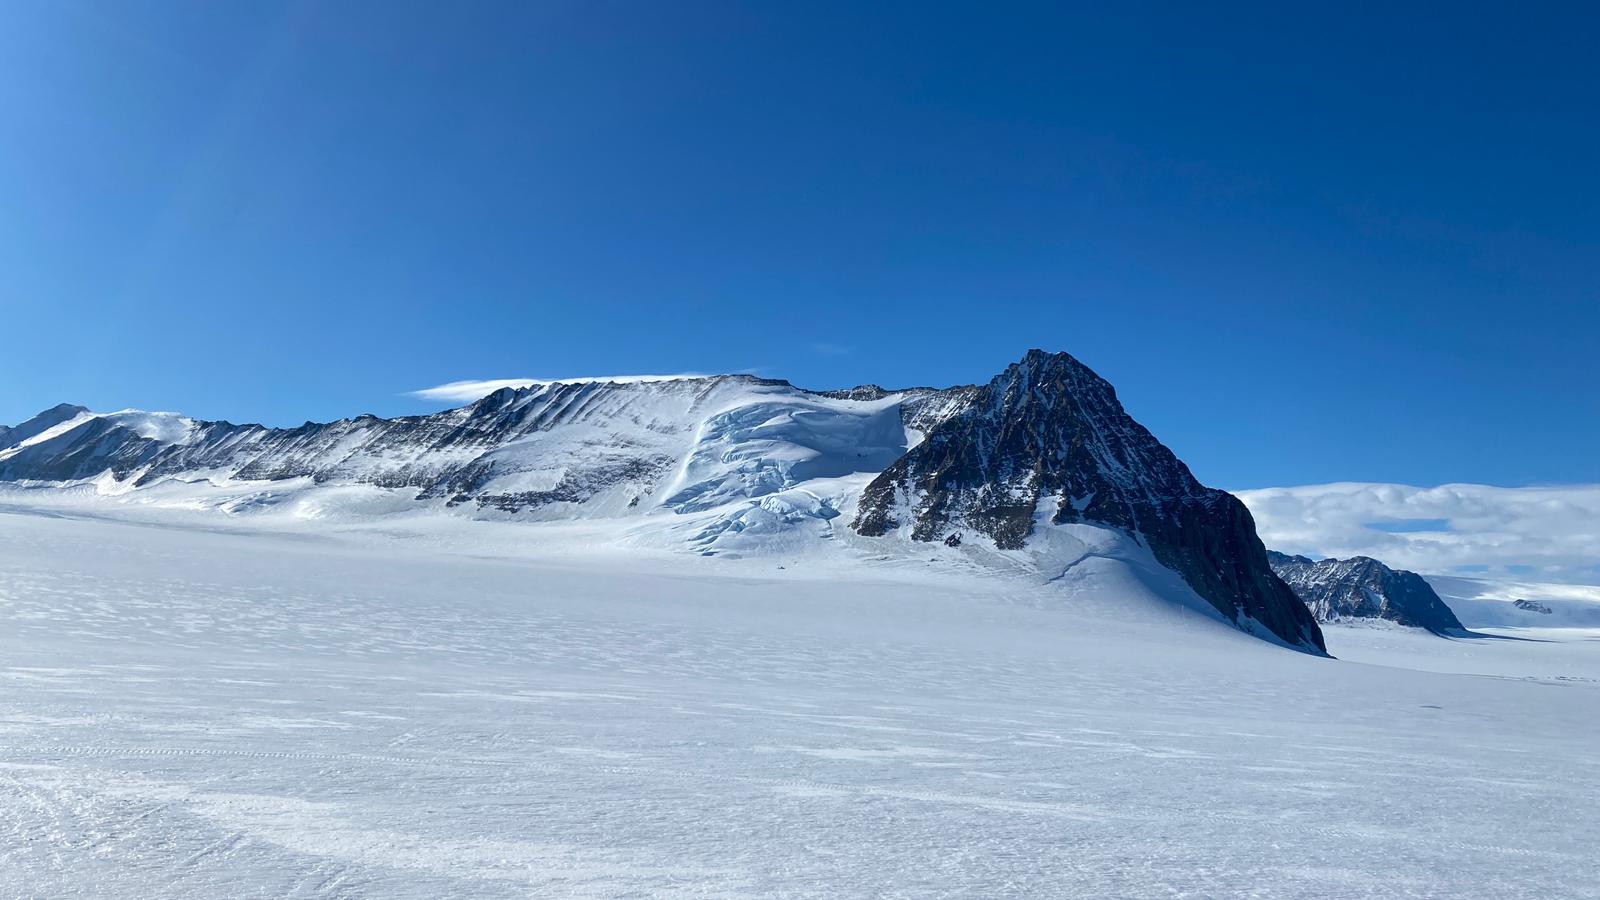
[2,497,1598,898]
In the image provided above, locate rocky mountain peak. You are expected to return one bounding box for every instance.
[852,349,1207,546]
[853,349,1326,654]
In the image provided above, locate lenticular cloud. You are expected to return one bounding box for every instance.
[1235,482,1600,583]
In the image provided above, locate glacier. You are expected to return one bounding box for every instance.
[0,500,1596,897]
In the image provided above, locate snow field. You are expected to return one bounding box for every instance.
[0,506,1597,897]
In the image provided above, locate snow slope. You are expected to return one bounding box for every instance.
[0,504,1594,898]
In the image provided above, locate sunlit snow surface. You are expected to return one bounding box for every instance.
[1,500,1597,898]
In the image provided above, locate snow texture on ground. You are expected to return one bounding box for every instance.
[1,502,1597,898]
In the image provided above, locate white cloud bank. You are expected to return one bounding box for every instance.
[409,374,710,404]
[1235,482,1600,584]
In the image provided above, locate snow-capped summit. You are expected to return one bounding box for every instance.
[0,406,200,479]
[0,351,1327,653]
[0,402,90,452]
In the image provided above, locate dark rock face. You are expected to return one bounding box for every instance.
[853,350,1327,654]
[1267,551,1465,634]
[1513,599,1553,615]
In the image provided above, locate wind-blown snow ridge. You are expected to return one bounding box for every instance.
[410,374,714,403]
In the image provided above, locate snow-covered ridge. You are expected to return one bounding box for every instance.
[0,375,937,546]
[0,407,198,462]
[97,409,199,444]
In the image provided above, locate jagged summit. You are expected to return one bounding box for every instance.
[1268,551,1465,634]
[0,350,1326,653]
[856,349,1200,543]
[854,349,1325,653]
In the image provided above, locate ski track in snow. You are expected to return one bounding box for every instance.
[1,506,1598,898]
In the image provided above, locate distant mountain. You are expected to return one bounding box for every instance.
[1267,551,1465,634]
[0,350,1326,654]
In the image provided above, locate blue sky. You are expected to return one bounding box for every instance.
[2,1,1596,489]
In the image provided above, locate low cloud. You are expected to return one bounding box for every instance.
[1235,482,1600,583]
[408,374,709,404]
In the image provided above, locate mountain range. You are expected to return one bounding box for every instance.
[0,350,1330,652]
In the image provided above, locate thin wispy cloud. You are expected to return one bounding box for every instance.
[1235,482,1600,584]
[408,374,709,404]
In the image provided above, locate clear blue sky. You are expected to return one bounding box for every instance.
[2,1,1595,489]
